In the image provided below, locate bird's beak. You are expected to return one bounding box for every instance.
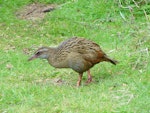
[28,55,38,61]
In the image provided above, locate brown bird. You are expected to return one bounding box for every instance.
[28,37,117,86]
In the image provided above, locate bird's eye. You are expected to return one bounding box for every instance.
[36,52,40,55]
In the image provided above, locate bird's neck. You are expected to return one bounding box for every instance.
[47,47,57,58]
[47,47,68,68]
[47,47,59,67]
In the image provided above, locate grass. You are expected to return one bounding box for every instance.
[0,0,150,113]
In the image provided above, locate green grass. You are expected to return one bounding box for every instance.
[0,0,149,113]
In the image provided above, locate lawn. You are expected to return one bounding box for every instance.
[0,0,149,113]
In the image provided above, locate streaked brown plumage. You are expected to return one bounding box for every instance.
[28,37,117,86]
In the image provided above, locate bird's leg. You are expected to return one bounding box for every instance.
[86,70,92,83]
[77,73,83,87]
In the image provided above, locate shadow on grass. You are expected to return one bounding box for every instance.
[93,72,112,82]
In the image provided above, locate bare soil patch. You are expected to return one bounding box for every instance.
[16,3,56,20]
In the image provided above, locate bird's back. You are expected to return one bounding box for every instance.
[56,37,103,57]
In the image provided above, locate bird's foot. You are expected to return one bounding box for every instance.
[86,77,92,84]
[77,73,83,87]
[77,81,81,87]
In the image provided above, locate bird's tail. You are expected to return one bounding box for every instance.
[104,55,118,65]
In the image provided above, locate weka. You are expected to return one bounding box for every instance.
[28,37,117,86]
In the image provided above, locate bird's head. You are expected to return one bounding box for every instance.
[28,47,50,61]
